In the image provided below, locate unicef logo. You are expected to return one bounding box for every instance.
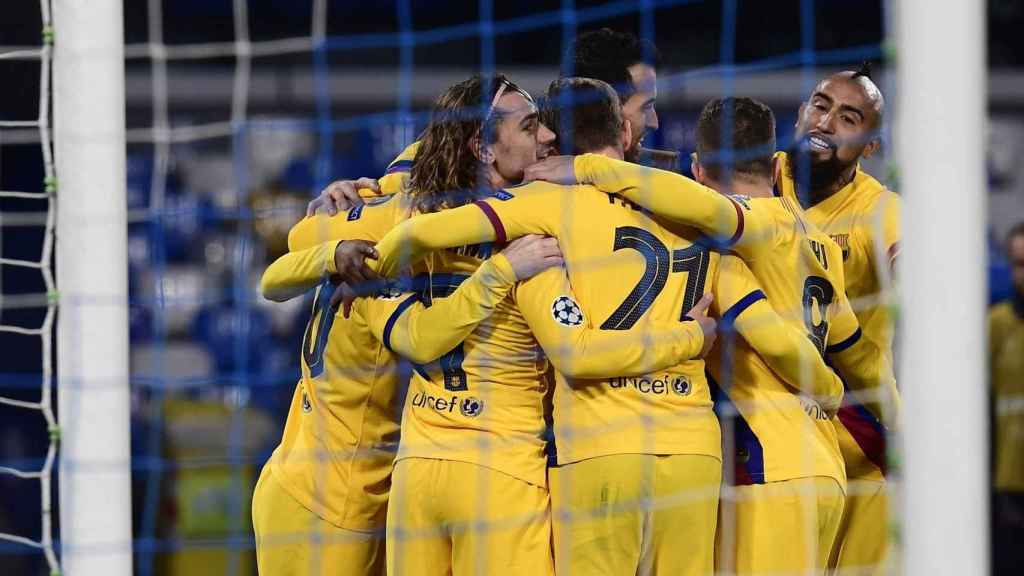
[552,296,584,327]
[671,376,691,396]
[460,396,485,418]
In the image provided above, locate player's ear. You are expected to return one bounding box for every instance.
[621,118,633,153]
[796,103,806,128]
[471,134,495,164]
[861,137,880,160]
[770,155,779,186]
[691,153,706,184]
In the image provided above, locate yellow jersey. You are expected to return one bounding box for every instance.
[708,197,857,485]
[260,178,522,528]
[776,151,901,481]
[263,192,408,530]
[565,153,898,485]
[370,179,846,467]
[990,300,1024,492]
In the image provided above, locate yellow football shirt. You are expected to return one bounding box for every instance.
[561,152,897,483]
[990,300,1024,492]
[775,151,900,481]
[261,185,520,528]
[370,180,847,466]
[264,195,409,530]
[707,197,857,485]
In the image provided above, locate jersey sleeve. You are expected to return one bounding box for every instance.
[825,297,899,428]
[712,255,845,414]
[371,141,418,198]
[362,253,519,364]
[261,239,342,302]
[573,153,775,258]
[288,195,400,251]
[876,191,902,271]
[515,267,705,380]
[370,184,564,278]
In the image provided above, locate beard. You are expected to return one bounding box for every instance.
[786,136,859,204]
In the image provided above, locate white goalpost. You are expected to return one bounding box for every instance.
[897,0,987,575]
[54,0,132,574]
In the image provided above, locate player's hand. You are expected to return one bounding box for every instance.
[306,177,380,216]
[818,372,844,419]
[523,155,577,185]
[329,281,359,318]
[334,240,380,285]
[684,293,717,358]
[501,235,564,280]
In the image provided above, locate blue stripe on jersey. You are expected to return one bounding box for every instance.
[826,327,862,354]
[347,204,365,221]
[382,294,420,352]
[719,290,767,331]
[708,372,766,485]
[385,159,413,174]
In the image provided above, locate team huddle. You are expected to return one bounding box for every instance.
[251,29,901,576]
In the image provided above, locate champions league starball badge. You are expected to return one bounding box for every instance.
[552,296,584,327]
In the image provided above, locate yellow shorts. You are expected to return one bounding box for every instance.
[829,478,889,576]
[386,458,553,576]
[549,453,721,576]
[252,464,384,576]
[718,477,845,575]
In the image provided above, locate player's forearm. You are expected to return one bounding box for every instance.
[541,322,704,380]
[734,300,843,407]
[828,336,899,427]
[261,240,341,302]
[385,254,518,363]
[574,153,739,242]
[372,204,497,277]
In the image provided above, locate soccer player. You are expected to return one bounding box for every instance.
[254,193,566,575]
[364,78,847,575]
[253,74,564,576]
[990,223,1024,576]
[525,95,896,574]
[564,28,671,168]
[777,64,901,575]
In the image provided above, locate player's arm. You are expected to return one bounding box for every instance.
[713,256,844,413]
[825,293,900,427]
[288,194,400,252]
[261,239,344,302]
[363,256,517,364]
[568,154,773,257]
[363,235,562,364]
[515,268,710,380]
[876,191,902,275]
[371,185,564,277]
[262,237,380,303]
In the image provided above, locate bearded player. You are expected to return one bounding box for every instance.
[776,63,901,576]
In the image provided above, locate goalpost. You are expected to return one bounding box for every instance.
[54,0,132,574]
[897,0,987,575]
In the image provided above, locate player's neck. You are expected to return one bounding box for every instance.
[588,145,624,161]
[706,175,773,198]
[803,164,857,207]
[730,178,774,199]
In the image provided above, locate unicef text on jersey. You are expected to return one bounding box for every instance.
[607,374,692,396]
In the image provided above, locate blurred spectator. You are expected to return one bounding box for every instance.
[990,221,1024,575]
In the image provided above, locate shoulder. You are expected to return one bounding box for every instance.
[990,301,1016,325]
[852,169,900,210]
